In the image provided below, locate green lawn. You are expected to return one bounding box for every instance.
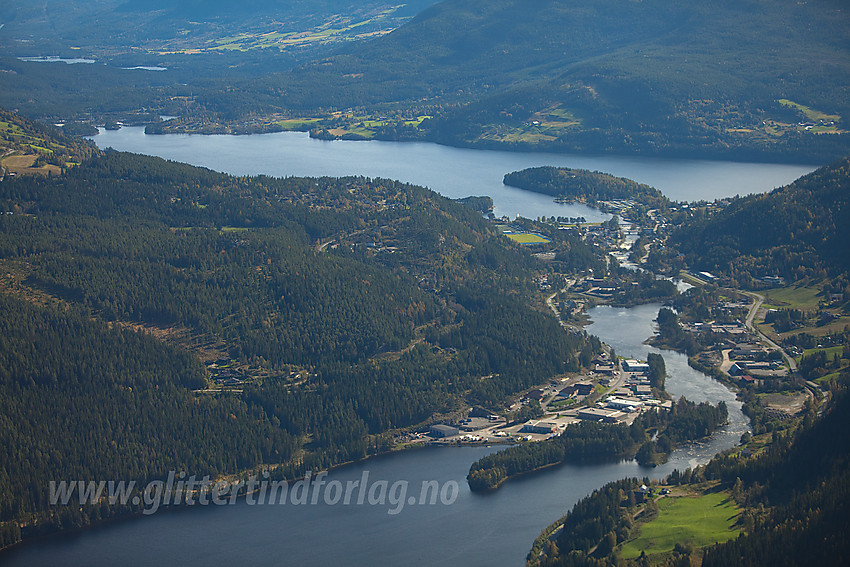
[620,490,741,559]
[274,118,322,130]
[762,284,823,310]
[799,345,844,362]
[777,99,841,123]
[506,233,550,244]
[815,369,845,386]
[759,279,850,338]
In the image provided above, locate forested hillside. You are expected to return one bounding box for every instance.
[213,0,850,161]
[0,131,602,547]
[699,378,850,566]
[2,0,848,161]
[665,156,850,283]
[0,294,296,547]
[528,372,850,566]
[503,167,670,209]
[0,0,436,58]
[0,0,437,120]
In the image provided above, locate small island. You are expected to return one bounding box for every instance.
[503,166,671,210]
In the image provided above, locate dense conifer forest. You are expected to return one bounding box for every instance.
[503,167,671,209]
[0,139,601,546]
[2,0,849,559]
[664,156,850,283]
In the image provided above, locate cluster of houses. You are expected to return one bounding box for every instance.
[729,359,787,381]
[557,298,586,321]
[576,358,671,423]
[681,320,751,340]
[536,274,553,291]
[206,358,246,387]
[681,316,791,383]
[573,278,623,299]
[427,352,678,442]
[581,224,621,250]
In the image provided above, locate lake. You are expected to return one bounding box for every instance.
[6,133,768,565]
[1,303,748,567]
[90,127,816,220]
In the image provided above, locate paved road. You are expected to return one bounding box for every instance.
[0,150,12,182]
[546,281,584,334]
[742,291,798,373]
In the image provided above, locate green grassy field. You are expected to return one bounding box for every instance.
[201,8,401,53]
[778,99,841,123]
[275,114,431,139]
[815,369,846,386]
[761,317,850,340]
[620,490,741,559]
[759,282,849,339]
[478,105,582,144]
[798,346,849,385]
[274,118,323,130]
[799,345,844,362]
[762,284,824,310]
[506,233,551,244]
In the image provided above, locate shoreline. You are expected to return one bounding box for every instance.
[0,442,501,556]
[90,125,828,168]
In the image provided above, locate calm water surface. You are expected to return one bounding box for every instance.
[2,304,748,567]
[91,127,816,219]
[8,134,762,565]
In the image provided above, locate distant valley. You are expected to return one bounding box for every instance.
[1,0,848,161]
[0,0,849,564]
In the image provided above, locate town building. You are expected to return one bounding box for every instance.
[577,408,624,423]
[429,424,460,438]
[606,397,643,412]
[520,421,563,434]
[622,359,650,373]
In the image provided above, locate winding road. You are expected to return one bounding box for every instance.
[546,282,584,334]
[741,291,798,373]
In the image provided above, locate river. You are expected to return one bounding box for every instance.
[2,303,748,567]
[5,133,770,565]
[90,127,815,220]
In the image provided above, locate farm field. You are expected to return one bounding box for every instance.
[762,283,824,310]
[757,282,849,340]
[155,6,409,55]
[478,105,582,144]
[620,489,741,560]
[506,233,551,244]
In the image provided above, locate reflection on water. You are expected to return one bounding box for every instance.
[91,127,815,220]
[1,303,748,567]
